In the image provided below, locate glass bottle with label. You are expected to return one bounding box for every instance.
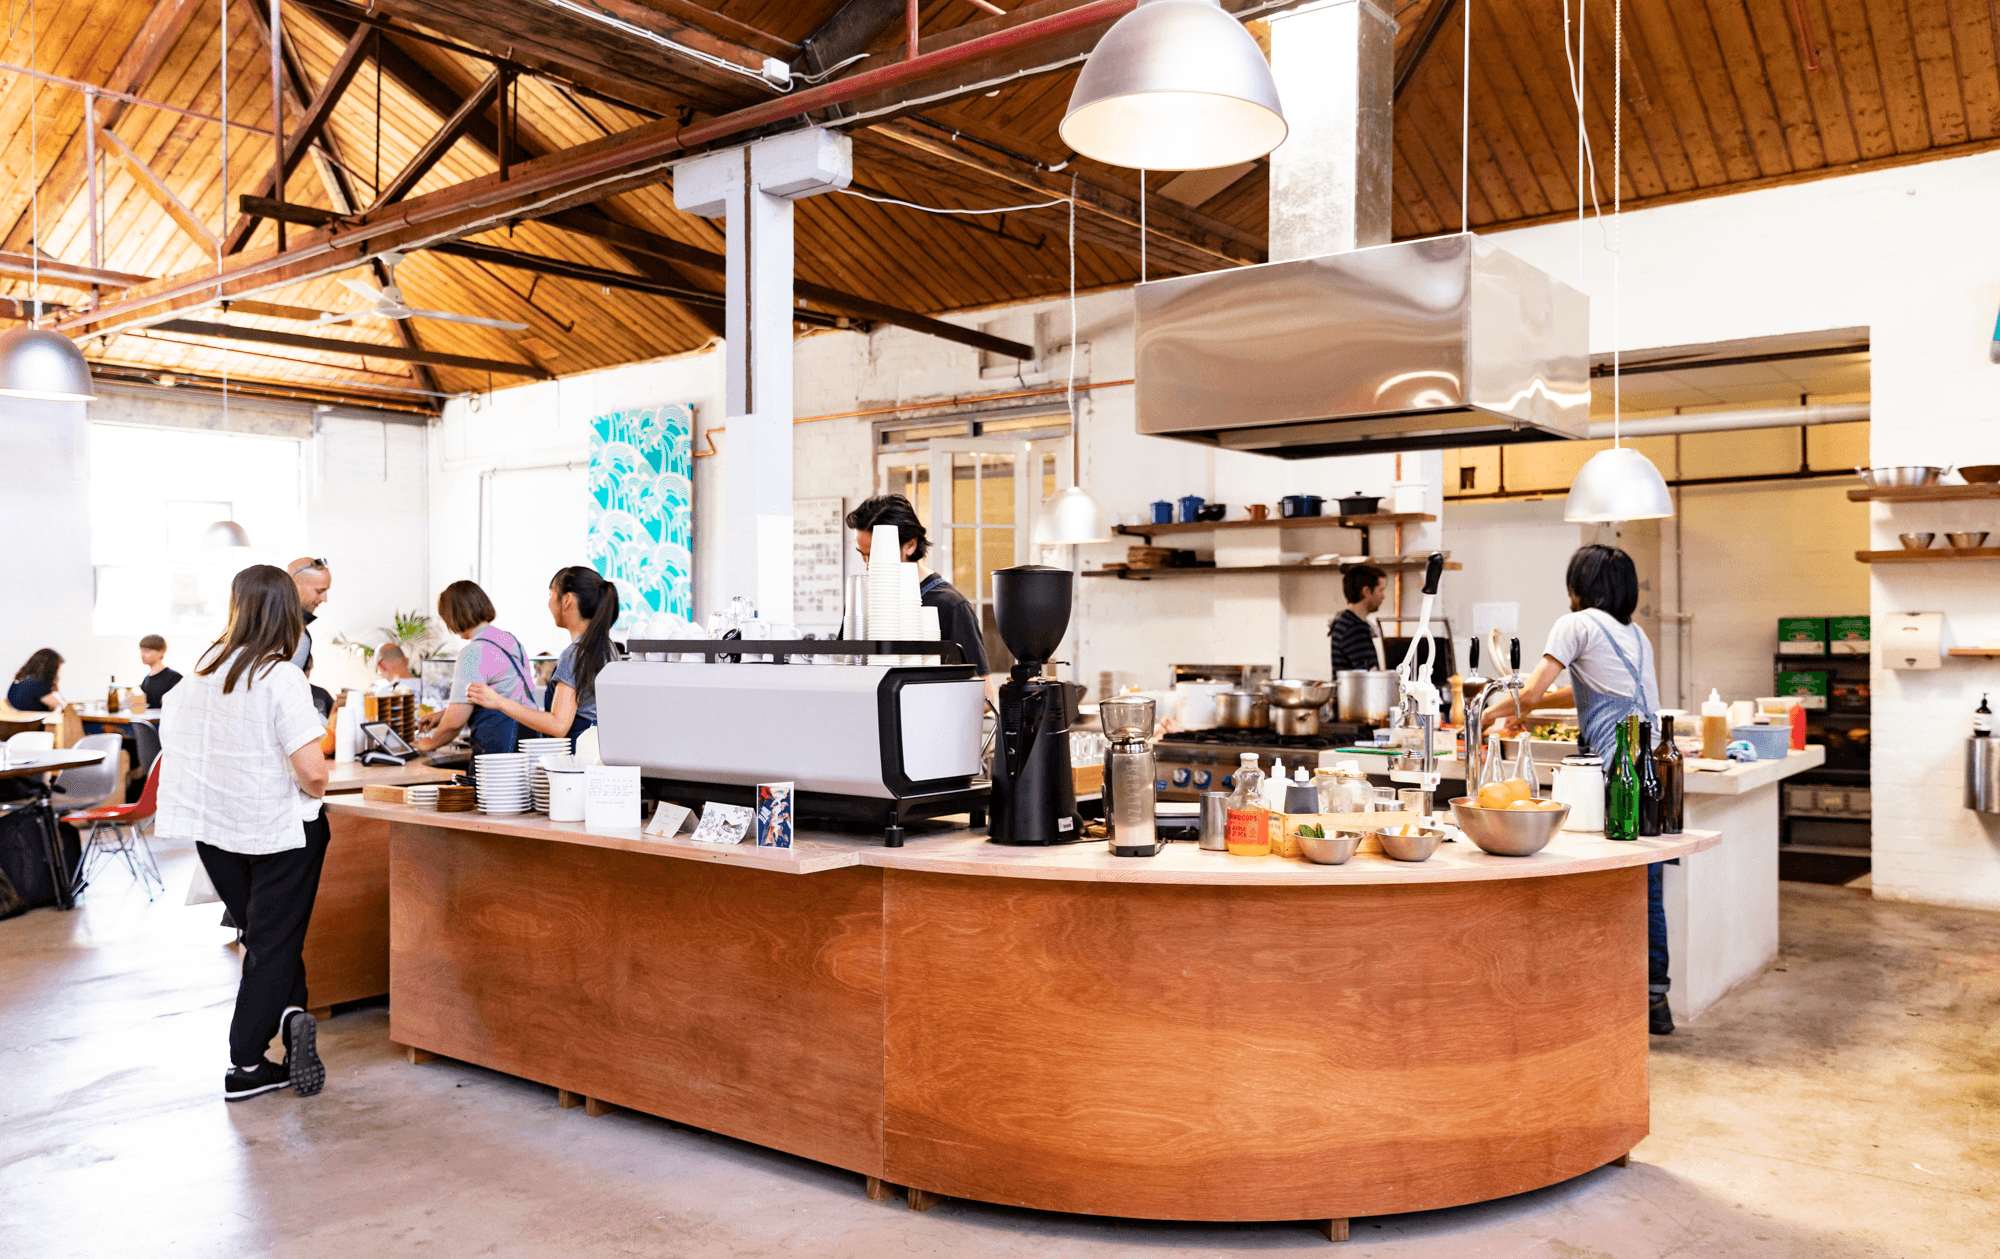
[1605,716,1640,841]
[1654,714,1684,834]
[1225,754,1271,856]
[1977,694,1993,738]
[106,677,119,711]
[1637,720,1663,837]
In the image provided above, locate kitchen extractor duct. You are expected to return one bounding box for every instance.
[1134,234,1589,458]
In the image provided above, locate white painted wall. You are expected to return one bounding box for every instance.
[0,393,428,703]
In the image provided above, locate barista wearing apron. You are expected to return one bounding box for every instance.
[468,566,620,744]
[1479,544,1673,1035]
[415,580,540,774]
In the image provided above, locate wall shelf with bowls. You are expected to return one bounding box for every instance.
[1855,547,2000,563]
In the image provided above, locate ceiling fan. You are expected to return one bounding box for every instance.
[310,252,527,331]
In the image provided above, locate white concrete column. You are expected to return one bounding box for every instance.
[1266,0,1396,261]
[675,129,852,620]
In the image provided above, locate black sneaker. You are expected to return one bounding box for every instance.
[224,1059,290,1101]
[1649,994,1675,1036]
[284,1008,325,1097]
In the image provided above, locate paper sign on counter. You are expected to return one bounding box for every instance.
[646,801,693,838]
[690,802,752,845]
[583,764,642,831]
[755,782,795,849]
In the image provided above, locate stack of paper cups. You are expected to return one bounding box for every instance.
[896,560,921,664]
[866,525,901,665]
[919,605,942,664]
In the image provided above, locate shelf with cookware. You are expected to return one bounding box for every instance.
[1113,511,1435,539]
[1084,555,1461,579]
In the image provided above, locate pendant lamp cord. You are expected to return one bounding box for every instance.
[1460,0,1469,234]
[27,0,37,321]
[1612,0,1622,449]
[1138,167,1146,282]
[219,0,229,424]
[1067,170,1080,486]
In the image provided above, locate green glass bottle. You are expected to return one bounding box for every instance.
[1605,715,1641,841]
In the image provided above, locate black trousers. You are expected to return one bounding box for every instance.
[198,810,330,1066]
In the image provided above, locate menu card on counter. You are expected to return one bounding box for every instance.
[645,801,693,838]
[755,782,794,849]
[583,765,642,831]
[691,802,752,845]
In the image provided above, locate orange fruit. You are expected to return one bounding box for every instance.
[1502,778,1533,803]
[1506,799,1541,811]
[1537,800,1564,811]
[1476,782,1514,809]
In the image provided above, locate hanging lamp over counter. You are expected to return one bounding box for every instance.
[1562,446,1673,522]
[202,520,252,551]
[1060,0,1287,171]
[0,326,96,401]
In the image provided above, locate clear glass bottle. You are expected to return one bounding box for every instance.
[1225,754,1271,856]
[1511,728,1539,800]
[1654,714,1684,834]
[1606,716,1641,840]
[1637,720,1663,837]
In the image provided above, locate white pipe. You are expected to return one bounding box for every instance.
[1586,403,1867,440]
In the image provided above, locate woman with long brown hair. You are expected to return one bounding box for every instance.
[7,647,66,712]
[157,565,332,1101]
[467,565,619,742]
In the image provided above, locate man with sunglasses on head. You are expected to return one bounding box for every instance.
[285,558,332,671]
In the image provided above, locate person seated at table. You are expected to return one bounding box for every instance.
[374,643,415,688]
[467,565,619,742]
[7,649,65,713]
[415,581,540,758]
[138,635,182,710]
[302,655,335,722]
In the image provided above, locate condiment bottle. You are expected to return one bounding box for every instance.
[1263,758,1289,810]
[1700,689,1729,760]
[1790,702,1808,751]
[1654,714,1684,834]
[1225,754,1272,856]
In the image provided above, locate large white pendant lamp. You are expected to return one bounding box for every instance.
[1563,445,1673,522]
[202,520,253,550]
[0,326,96,401]
[1060,0,1286,171]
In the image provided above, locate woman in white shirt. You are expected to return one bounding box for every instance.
[157,565,332,1101]
[1479,544,1672,1035]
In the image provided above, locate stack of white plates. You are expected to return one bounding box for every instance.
[474,753,532,814]
[406,784,440,811]
[519,737,571,813]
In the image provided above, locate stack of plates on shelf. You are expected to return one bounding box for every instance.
[405,784,440,811]
[474,753,531,815]
[519,737,571,813]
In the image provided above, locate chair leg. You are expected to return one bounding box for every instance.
[71,821,107,898]
[133,823,163,895]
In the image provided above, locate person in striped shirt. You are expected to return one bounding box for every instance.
[1327,564,1387,675]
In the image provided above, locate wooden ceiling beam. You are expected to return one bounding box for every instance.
[224,20,375,255]
[796,0,913,121]
[93,125,220,254]
[0,252,153,290]
[375,70,504,209]
[222,298,329,322]
[0,0,209,254]
[149,318,550,378]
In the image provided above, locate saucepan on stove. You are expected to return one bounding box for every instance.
[1215,690,1270,728]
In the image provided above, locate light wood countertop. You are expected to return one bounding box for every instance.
[1682,745,1825,795]
[325,797,1716,885]
[324,760,460,793]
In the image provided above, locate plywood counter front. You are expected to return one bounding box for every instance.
[328,797,1712,1235]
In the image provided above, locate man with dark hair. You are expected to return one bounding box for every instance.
[1327,564,1387,674]
[845,495,989,677]
[138,634,183,709]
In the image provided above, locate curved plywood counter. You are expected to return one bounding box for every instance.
[332,798,1705,1233]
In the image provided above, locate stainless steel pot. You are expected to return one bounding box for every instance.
[1335,669,1399,724]
[1216,690,1269,728]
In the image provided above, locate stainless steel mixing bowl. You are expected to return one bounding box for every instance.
[1297,829,1364,865]
[1449,799,1571,857]
[1373,825,1446,862]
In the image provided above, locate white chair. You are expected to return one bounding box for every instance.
[6,730,54,755]
[53,733,123,816]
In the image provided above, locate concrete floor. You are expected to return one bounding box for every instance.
[3,839,1996,1259]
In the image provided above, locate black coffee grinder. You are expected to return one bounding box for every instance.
[988,564,1082,845]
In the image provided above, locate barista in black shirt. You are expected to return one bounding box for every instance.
[846,495,990,677]
[138,634,182,709]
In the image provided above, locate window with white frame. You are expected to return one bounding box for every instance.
[89,425,308,645]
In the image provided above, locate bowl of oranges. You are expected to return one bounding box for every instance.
[1451,778,1569,856]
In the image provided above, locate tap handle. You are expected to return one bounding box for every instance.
[1510,637,1521,671]
[1422,551,1445,595]
[1468,637,1480,671]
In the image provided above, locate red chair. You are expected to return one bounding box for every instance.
[69,754,165,899]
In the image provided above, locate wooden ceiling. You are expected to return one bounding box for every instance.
[0,0,1992,413]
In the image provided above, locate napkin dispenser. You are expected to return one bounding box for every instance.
[1878,612,1943,670]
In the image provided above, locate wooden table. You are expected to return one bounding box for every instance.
[300,760,459,1014]
[330,798,1715,1238]
[1,749,110,911]
[49,708,164,726]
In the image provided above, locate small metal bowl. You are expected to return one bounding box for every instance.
[1899,532,1937,550]
[1958,465,2000,484]
[1946,531,1989,549]
[1450,798,1570,857]
[1298,829,1364,865]
[1861,466,1947,488]
[1373,825,1447,862]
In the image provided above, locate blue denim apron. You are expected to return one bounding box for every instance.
[1568,610,1670,1004]
[542,672,593,742]
[466,631,538,763]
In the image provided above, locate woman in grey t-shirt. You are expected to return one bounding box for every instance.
[468,566,620,742]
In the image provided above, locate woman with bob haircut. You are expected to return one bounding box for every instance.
[415,580,540,760]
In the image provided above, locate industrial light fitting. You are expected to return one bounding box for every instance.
[202,520,253,550]
[1562,446,1674,523]
[0,326,97,401]
[1031,485,1113,547]
[1060,0,1287,171]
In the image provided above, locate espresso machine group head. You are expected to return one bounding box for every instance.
[989,565,1082,845]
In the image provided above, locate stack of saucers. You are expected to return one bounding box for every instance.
[406,784,440,811]
[474,753,532,814]
[519,737,571,813]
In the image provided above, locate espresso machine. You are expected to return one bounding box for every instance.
[1100,696,1160,857]
[989,564,1083,845]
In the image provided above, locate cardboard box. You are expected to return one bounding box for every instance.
[1776,670,1831,709]
[1777,617,1828,655]
[1829,615,1870,654]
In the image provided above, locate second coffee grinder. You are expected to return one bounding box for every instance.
[988,564,1083,845]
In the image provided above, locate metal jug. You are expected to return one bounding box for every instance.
[1551,756,1605,832]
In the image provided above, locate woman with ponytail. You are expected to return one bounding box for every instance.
[467,565,619,741]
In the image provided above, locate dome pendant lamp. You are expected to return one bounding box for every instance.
[1060,0,1287,171]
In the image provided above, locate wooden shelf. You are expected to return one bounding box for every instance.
[1846,484,2000,502]
[1086,555,1461,579]
[1115,512,1434,538]
[1856,547,2000,563]
[1946,649,2000,658]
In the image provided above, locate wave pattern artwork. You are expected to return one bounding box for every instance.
[589,404,693,627]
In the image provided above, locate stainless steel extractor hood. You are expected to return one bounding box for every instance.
[1134,234,1589,458]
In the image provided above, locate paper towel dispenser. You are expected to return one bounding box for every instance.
[1878,612,1943,669]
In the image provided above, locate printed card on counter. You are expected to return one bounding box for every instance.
[645,801,693,838]
[755,782,795,849]
[583,764,642,832]
[690,802,753,845]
